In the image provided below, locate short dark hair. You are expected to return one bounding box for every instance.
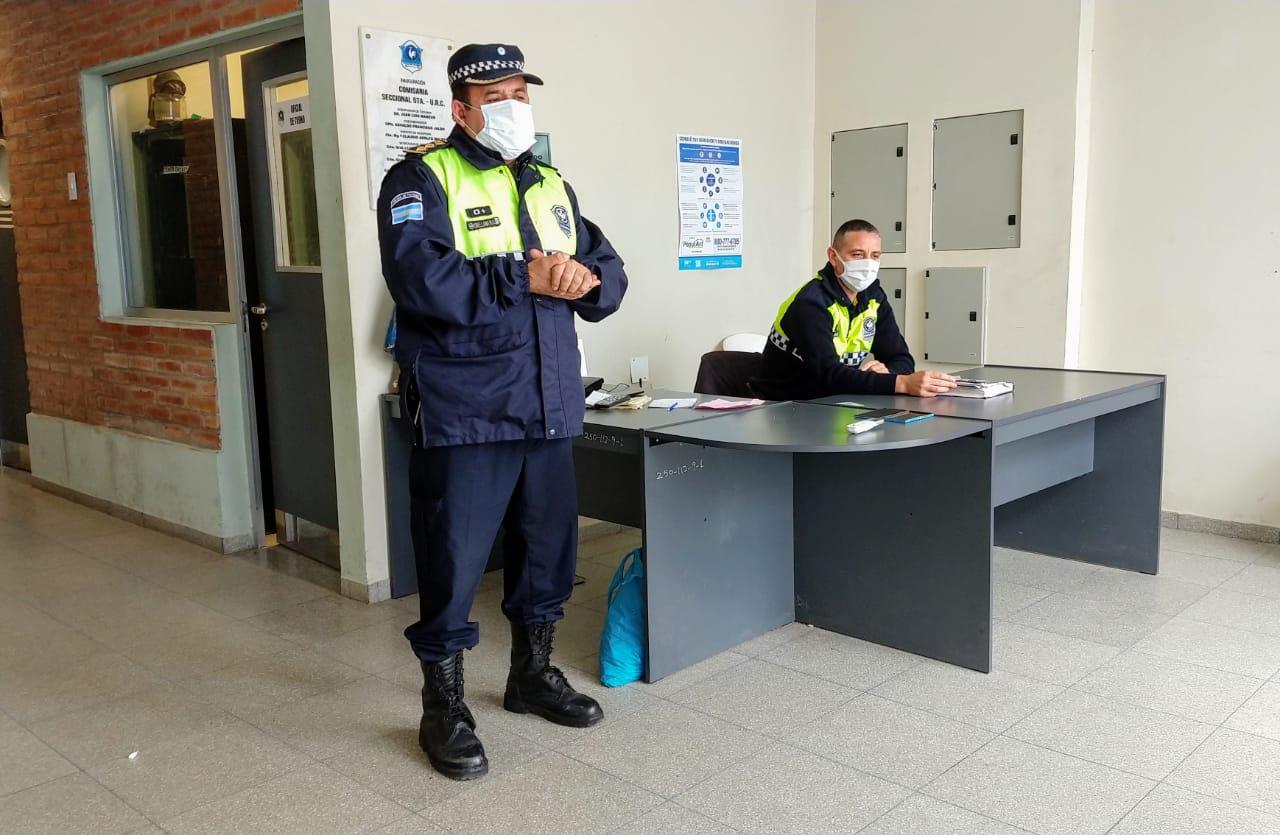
[451,81,476,105]
[832,218,880,247]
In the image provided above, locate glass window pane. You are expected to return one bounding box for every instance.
[266,78,321,269]
[109,61,231,312]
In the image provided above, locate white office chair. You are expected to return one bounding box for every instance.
[720,332,767,353]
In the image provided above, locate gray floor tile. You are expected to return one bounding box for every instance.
[621,801,736,834]
[161,762,407,834]
[0,726,78,797]
[1225,681,1280,742]
[1006,689,1213,779]
[1222,563,1280,600]
[1162,530,1280,564]
[88,720,313,820]
[1159,549,1247,587]
[1066,570,1209,615]
[861,794,1027,835]
[731,620,811,657]
[190,573,335,620]
[146,557,280,597]
[992,548,1098,591]
[669,658,856,737]
[674,742,909,833]
[1133,617,1280,679]
[1006,592,1171,649]
[993,580,1052,618]
[992,621,1120,686]
[760,627,921,690]
[871,660,1063,733]
[1075,650,1264,724]
[314,614,421,675]
[243,675,418,761]
[245,595,405,647]
[1110,783,1280,835]
[641,650,749,697]
[790,693,993,790]
[923,736,1153,835]
[1168,728,1280,817]
[427,751,661,833]
[27,686,239,769]
[323,720,544,811]
[370,815,444,834]
[0,649,168,723]
[179,647,367,719]
[1182,588,1280,638]
[577,530,642,566]
[560,701,768,797]
[0,772,150,834]
[117,618,299,681]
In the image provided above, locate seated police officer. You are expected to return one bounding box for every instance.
[377,44,627,780]
[751,219,956,400]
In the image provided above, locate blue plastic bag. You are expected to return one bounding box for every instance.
[599,548,646,687]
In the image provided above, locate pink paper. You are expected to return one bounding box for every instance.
[694,398,765,410]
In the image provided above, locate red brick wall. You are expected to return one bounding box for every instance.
[0,0,301,451]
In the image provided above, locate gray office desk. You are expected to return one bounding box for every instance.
[646,402,997,673]
[812,365,1167,575]
[575,392,779,680]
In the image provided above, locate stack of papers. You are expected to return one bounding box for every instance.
[694,398,764,411]
[648,397,699,410]
[940,379,1014,399]
[613,395,650,410]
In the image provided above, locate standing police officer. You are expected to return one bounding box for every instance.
[377,44,627,780]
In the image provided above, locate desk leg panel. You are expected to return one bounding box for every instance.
[642,440,794,682]
[995,393,1164,574]
[794,432,994,672]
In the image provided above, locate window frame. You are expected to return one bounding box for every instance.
[83,19,303,325]
[260,70,323,275]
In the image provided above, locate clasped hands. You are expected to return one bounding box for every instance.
[527,248,599,300]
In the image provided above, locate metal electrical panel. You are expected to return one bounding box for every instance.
[932,110,1022,250]
[877,267,907,316]
[831,123,907,253]
[924,267,987,364]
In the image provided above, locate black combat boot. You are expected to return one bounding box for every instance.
[419,652,488,780]
[503,621,604,728]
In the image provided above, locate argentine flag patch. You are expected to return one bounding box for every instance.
[390,191,424,225]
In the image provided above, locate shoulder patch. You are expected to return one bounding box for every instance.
[406,139,449,158]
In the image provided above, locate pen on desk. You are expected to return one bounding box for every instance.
[667,402,678,412]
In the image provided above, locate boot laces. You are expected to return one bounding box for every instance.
[530,623,568,687]
[434,654,469,723]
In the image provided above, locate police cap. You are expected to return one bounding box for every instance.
[447,43,544,88]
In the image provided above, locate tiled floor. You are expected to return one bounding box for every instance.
[4,472,1280,834]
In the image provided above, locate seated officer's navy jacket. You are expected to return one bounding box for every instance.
[378,127,626,447]
[752,263,914,401]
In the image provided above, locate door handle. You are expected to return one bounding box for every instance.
[250,303,268,315]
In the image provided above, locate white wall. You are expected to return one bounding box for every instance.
[306,0,818,594]
[1080,0,1280,528]
[813,0,1087,366]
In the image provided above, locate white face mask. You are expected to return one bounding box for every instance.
[836,256,879,293]
[465,99,536,161]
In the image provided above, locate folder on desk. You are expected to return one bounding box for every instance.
[940,379,1014,399]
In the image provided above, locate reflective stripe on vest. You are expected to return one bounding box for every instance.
[418,146,578,257]
[767,273,879,364]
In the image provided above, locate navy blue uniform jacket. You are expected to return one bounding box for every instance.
[377,128,627,447]
[752,264,914,401]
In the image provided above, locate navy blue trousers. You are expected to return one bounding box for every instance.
[404,437,579,663]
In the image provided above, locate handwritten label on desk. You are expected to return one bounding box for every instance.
[655,458,704,480]
[578,429,644,454]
